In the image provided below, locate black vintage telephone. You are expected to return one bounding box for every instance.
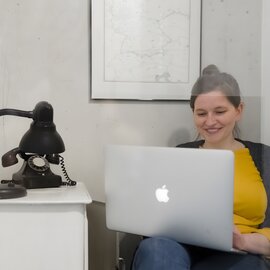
[1,148,76,189]
[0,101,76,192]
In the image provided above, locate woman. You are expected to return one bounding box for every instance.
[132,65,270,270]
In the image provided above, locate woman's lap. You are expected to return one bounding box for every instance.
[132,237,191,270]
[132,237,270,270]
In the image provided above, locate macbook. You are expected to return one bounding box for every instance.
[105,145,243,253]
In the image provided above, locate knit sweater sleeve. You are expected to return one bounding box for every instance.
[239,140,270,229]
[260,144,270,228]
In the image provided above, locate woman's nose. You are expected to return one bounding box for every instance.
[205,114,216,125]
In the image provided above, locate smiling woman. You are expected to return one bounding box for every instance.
[131,65,270,270]
[191,66,244,151]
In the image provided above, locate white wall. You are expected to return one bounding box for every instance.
[0,0,195,202]
[0,0,262,203]
[261,0,270,144]
[201,0,262,142]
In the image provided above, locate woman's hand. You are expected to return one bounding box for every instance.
[233,225,270,256]
[233,225,246,251]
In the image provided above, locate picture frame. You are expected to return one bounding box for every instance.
[91,0,201,100]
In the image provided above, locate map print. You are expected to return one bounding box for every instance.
[104,0,190,83]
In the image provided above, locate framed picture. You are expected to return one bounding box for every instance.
[91,0,201,100]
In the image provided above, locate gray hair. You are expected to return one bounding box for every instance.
[190,65,241,110]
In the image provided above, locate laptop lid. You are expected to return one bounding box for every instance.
[105,145,235,252]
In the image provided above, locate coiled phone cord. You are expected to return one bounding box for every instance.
[59,155,77,186]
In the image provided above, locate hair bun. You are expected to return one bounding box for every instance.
[202,64,220,76]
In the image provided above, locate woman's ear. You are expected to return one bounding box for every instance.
[236,102,244,121]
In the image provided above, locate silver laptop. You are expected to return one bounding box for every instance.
[105,145,243,253]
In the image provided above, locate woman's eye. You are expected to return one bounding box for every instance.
[197,113,206,116]
[216,111,226,114]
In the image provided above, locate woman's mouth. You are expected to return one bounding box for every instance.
[205,128,222,134]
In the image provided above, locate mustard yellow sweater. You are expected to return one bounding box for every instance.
[234,148,270,240]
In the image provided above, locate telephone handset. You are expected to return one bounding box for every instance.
[1,148,76,189]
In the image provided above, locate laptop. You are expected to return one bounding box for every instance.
[105,144,244,253]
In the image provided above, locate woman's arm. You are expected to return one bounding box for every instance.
[233,226,270,256]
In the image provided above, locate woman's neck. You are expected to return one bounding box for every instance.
[202,138,244,151]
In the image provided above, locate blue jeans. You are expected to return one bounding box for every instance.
[132,237,270,270]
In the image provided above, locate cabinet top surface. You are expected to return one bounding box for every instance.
[0,182,92,204]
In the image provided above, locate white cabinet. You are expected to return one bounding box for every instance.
[0,182,92,270]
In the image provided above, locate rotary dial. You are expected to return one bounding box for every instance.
[28,155,50,172]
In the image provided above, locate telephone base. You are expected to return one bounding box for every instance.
[13,175,62,189]
[12,161,63,189]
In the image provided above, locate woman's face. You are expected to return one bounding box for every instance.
[193,90,243,146]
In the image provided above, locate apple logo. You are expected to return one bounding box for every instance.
[155,185,169,202]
